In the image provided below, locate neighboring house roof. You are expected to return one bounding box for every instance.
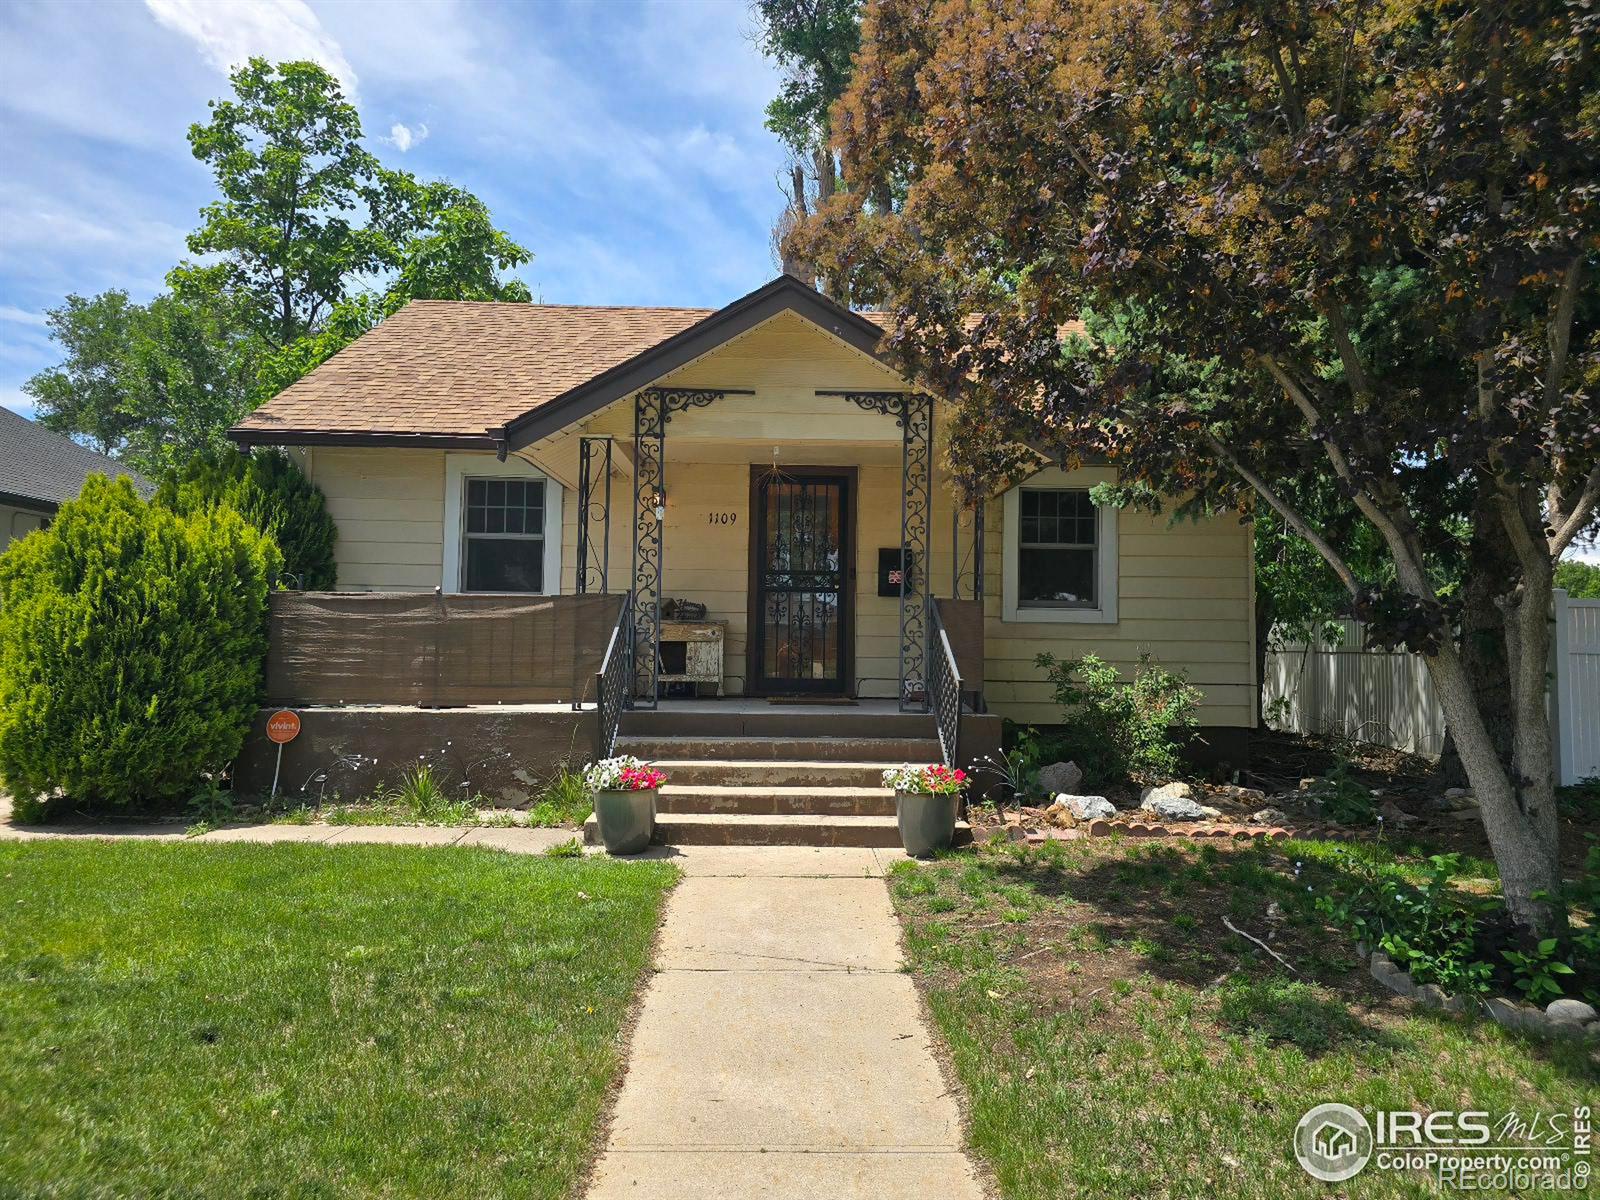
[231,275,897,452]
[0,406,152,511]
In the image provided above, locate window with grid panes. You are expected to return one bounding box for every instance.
[1016,488,1097,607]
[463,477,545,591]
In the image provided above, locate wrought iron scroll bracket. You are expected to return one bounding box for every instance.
[817,390,933,711]
[576,435,613,595]
[630,387,753,706]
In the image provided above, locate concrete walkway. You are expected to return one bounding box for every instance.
[586,846,987,1200]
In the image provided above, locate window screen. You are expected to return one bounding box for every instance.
[1017,488,1096,608]
[463,477,545,592]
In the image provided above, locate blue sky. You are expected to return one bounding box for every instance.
[0,0,788,418]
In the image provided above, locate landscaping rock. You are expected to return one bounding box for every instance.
[1141,795,1221,822]
[1485,997,1523,1029]
[1037,761,1084,795]
[1442,993,1473,1015]
[1055,794,1116,821]
[1249,807,1290,825]
[1141,781,1194,805]
[1379,800,1419,827]
[1546,998,1598,1024]
[1547,1018,1587,1040]
[1414,983,1447,1009]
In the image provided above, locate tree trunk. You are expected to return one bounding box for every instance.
[1423,627,1561,934]
[1438,489,1518,783]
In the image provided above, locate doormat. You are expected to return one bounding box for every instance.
[766,696,860,706]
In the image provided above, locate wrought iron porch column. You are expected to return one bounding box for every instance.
[630,387,752,707]
[952,498,985,601]
[817,390,933,712]
[576,435,612,594]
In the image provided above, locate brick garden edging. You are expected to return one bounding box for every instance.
[1360,942,1600,1048]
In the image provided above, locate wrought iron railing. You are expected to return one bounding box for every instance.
[927,597,963,768]
[593,590,635,760]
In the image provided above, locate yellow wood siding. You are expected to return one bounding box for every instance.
[297,447,446,591]
[981,467,1255,728]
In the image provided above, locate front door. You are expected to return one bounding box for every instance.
[749,469,853,694]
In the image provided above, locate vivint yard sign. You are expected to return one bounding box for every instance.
[1295,1103,1591,1191]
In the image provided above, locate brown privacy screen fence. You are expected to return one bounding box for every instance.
[266,592,625,707]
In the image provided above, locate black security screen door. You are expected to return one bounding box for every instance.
[752,472,851,694]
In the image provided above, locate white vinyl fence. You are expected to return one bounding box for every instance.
[1263,590,1600,784]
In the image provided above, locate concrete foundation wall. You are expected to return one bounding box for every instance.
[233,705,596,808]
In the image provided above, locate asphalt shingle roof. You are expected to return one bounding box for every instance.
[0,406,152,509]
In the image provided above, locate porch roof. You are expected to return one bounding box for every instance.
[229,275,896,451]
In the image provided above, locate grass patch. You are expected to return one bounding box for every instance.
[0,841,676,1198]
[892,838,1597,1200]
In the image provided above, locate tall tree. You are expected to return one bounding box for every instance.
[23,292,143,456]
[753,0,862,290]
[796,0,1599,932]
[172,58,388,348]
[28,57,531,467]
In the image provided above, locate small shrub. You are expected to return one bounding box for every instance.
[157,446,336,588]
[1032,651,1201,786]
[0,476,280,811]
[1314,852,1495,996]
[1309,759,1378,825]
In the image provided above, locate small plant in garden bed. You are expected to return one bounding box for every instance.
[882,763,968,794]
[1030,651,1200,788]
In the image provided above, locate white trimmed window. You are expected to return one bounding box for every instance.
[442,454,563,594]
[1001,468,1118,623]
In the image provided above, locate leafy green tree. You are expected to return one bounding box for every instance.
[23,291,258,474]
[156,446,336,588]
[0,476,280,813]
[172,58,387,348]
[27,57,531,466]
[23,291,143,456]
[1556,559,1600,600]
[798,0,1599,932]
[753,0,862,288]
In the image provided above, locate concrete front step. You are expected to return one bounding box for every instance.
[657,783,897,817]
[620,708,936,739]
[583,810,974,849]
[617,735,941,764]
[651,759,894,788]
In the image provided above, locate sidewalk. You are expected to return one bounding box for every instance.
[586,846,988,1200]
[0,798,578,854]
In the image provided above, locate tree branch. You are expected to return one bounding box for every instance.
[1261,354,1435,596]
[1549,462,1600,558]
[1201,431,1361,595]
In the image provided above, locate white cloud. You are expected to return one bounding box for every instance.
[1,388,36,419]
[385,122,429,152]
[0,305,48,328]
[144,0,358,96]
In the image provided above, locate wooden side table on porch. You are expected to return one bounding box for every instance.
[658,620,726,697]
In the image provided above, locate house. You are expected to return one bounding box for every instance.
[230,276,1255,841]
[0,406,152,551]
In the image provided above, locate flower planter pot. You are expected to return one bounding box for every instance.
[896,790,960,857]
[593,788,657,855]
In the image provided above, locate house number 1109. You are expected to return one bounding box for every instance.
[707,512,738,525]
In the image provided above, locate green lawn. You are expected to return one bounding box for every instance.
[891,837,1598,1200]
[0,841,675,1198]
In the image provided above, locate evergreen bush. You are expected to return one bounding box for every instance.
[0,475,281,811]
[157,446,336,588]
[1032,651,1202,786]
